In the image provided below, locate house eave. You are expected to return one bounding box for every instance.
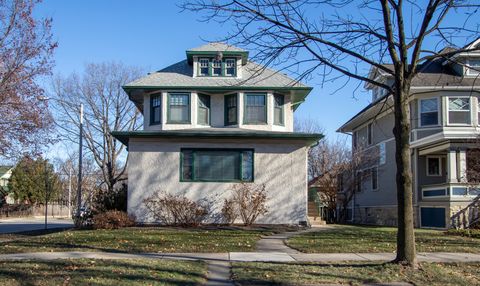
[112,130,323,147]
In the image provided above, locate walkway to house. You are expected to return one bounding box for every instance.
[1,226,479,285]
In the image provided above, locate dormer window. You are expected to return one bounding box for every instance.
[196,57,237,77]
[466,59,480,76]
[199,58,209,76]
[225,58,236,76]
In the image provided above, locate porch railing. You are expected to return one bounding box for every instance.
[451,196,480,229]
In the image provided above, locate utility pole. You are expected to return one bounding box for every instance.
[77,104,83,218]
[68,168,72,217]
[44,160,49,230]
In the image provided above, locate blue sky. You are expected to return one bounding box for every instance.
[35,0,369,144]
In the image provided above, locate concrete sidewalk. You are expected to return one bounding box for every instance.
[0,251,479,263]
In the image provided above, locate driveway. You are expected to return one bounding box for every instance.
[0,217,74,234]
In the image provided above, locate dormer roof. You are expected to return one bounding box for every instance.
[186,42,249,64]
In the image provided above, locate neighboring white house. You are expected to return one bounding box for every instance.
[337,38,480,229]
[0,166,14,205]
[112,43,322,225]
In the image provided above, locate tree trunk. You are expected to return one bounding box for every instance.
[392,84,417,266]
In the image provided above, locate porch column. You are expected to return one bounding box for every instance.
[447,149,458,183]
[458,149,467,182]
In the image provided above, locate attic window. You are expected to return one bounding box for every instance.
[466,59,480,76]
[196,57,237,77]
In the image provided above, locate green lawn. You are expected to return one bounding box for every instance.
[286,225,480,253]
[0,259,206,286]
[232,261,480,286]
[0,226,288,254]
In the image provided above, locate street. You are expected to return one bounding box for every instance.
[0,217,74,234]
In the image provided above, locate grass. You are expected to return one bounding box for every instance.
[0,259,206,286]
[232,261,480,286]
[0,226,291,254]
[286,225,480,253]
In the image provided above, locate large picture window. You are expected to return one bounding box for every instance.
[244,93,267,124]
[224,94,237,125]
[274,94,284,125]
[150,93,161,125]
[168,93,190,124]
[181,149,254,182]
[448,97,471,125]
[197,94,210,125]
[420,98,439,126]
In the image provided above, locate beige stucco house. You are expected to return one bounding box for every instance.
[113,43,322,225]
[337,39,480,229]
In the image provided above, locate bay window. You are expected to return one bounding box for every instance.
[150,93,161,125]
[466,59,480,76]
[181,149,254,182]
[168,93,190,124]
[224,94,238,125]
[419,98,439,126]
[273,94,284,125]
[244,93,267,124]
[448,97,470,125]
[197,94,210,125]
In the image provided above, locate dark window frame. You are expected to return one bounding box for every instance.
[367,123,373,145]
[180,148,254,182]
[244,92,268,124]
[273,94,285,126]
[167,92,191,124]
[224,93,238,126]
[150,93,162,125]
[371,167,378,190]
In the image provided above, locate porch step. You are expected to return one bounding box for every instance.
[308,216,326,226]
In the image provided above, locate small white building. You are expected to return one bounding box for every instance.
[113,43,321,225]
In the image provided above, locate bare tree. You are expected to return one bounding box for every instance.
[181,0,480,265]
[51,62,143,195]
[0,0,57,158]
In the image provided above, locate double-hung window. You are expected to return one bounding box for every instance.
[244,93,267,124]
[367,123,373,145]
[224,94,238,125]
[426,156,441,176]
[168,93,190,124]
[150,93,161,125]
[225,58,236,76]
[212,59,222,76]
[448,97,471,125]
[466,59,480,76]
[197,94,210,125]
[273,94,284,125]
[199,58,210,76]
[371,167,378,190]
[181,149,254,182]
[419,98,439,126]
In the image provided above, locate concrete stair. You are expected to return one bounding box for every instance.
[308,216,326,226]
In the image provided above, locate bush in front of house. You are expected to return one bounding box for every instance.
[222,182,269,226]
[92,210,135,229]
[446,228,480,239]
[143,192,208,227]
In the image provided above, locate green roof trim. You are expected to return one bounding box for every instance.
[122,85,313,111]
[186,51,249,65]
[111,130,323,146]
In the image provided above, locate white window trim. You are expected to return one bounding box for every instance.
[446,96,472,126]
[466,59,480,76]
[418,97,440,127]
[426,156,442,177]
